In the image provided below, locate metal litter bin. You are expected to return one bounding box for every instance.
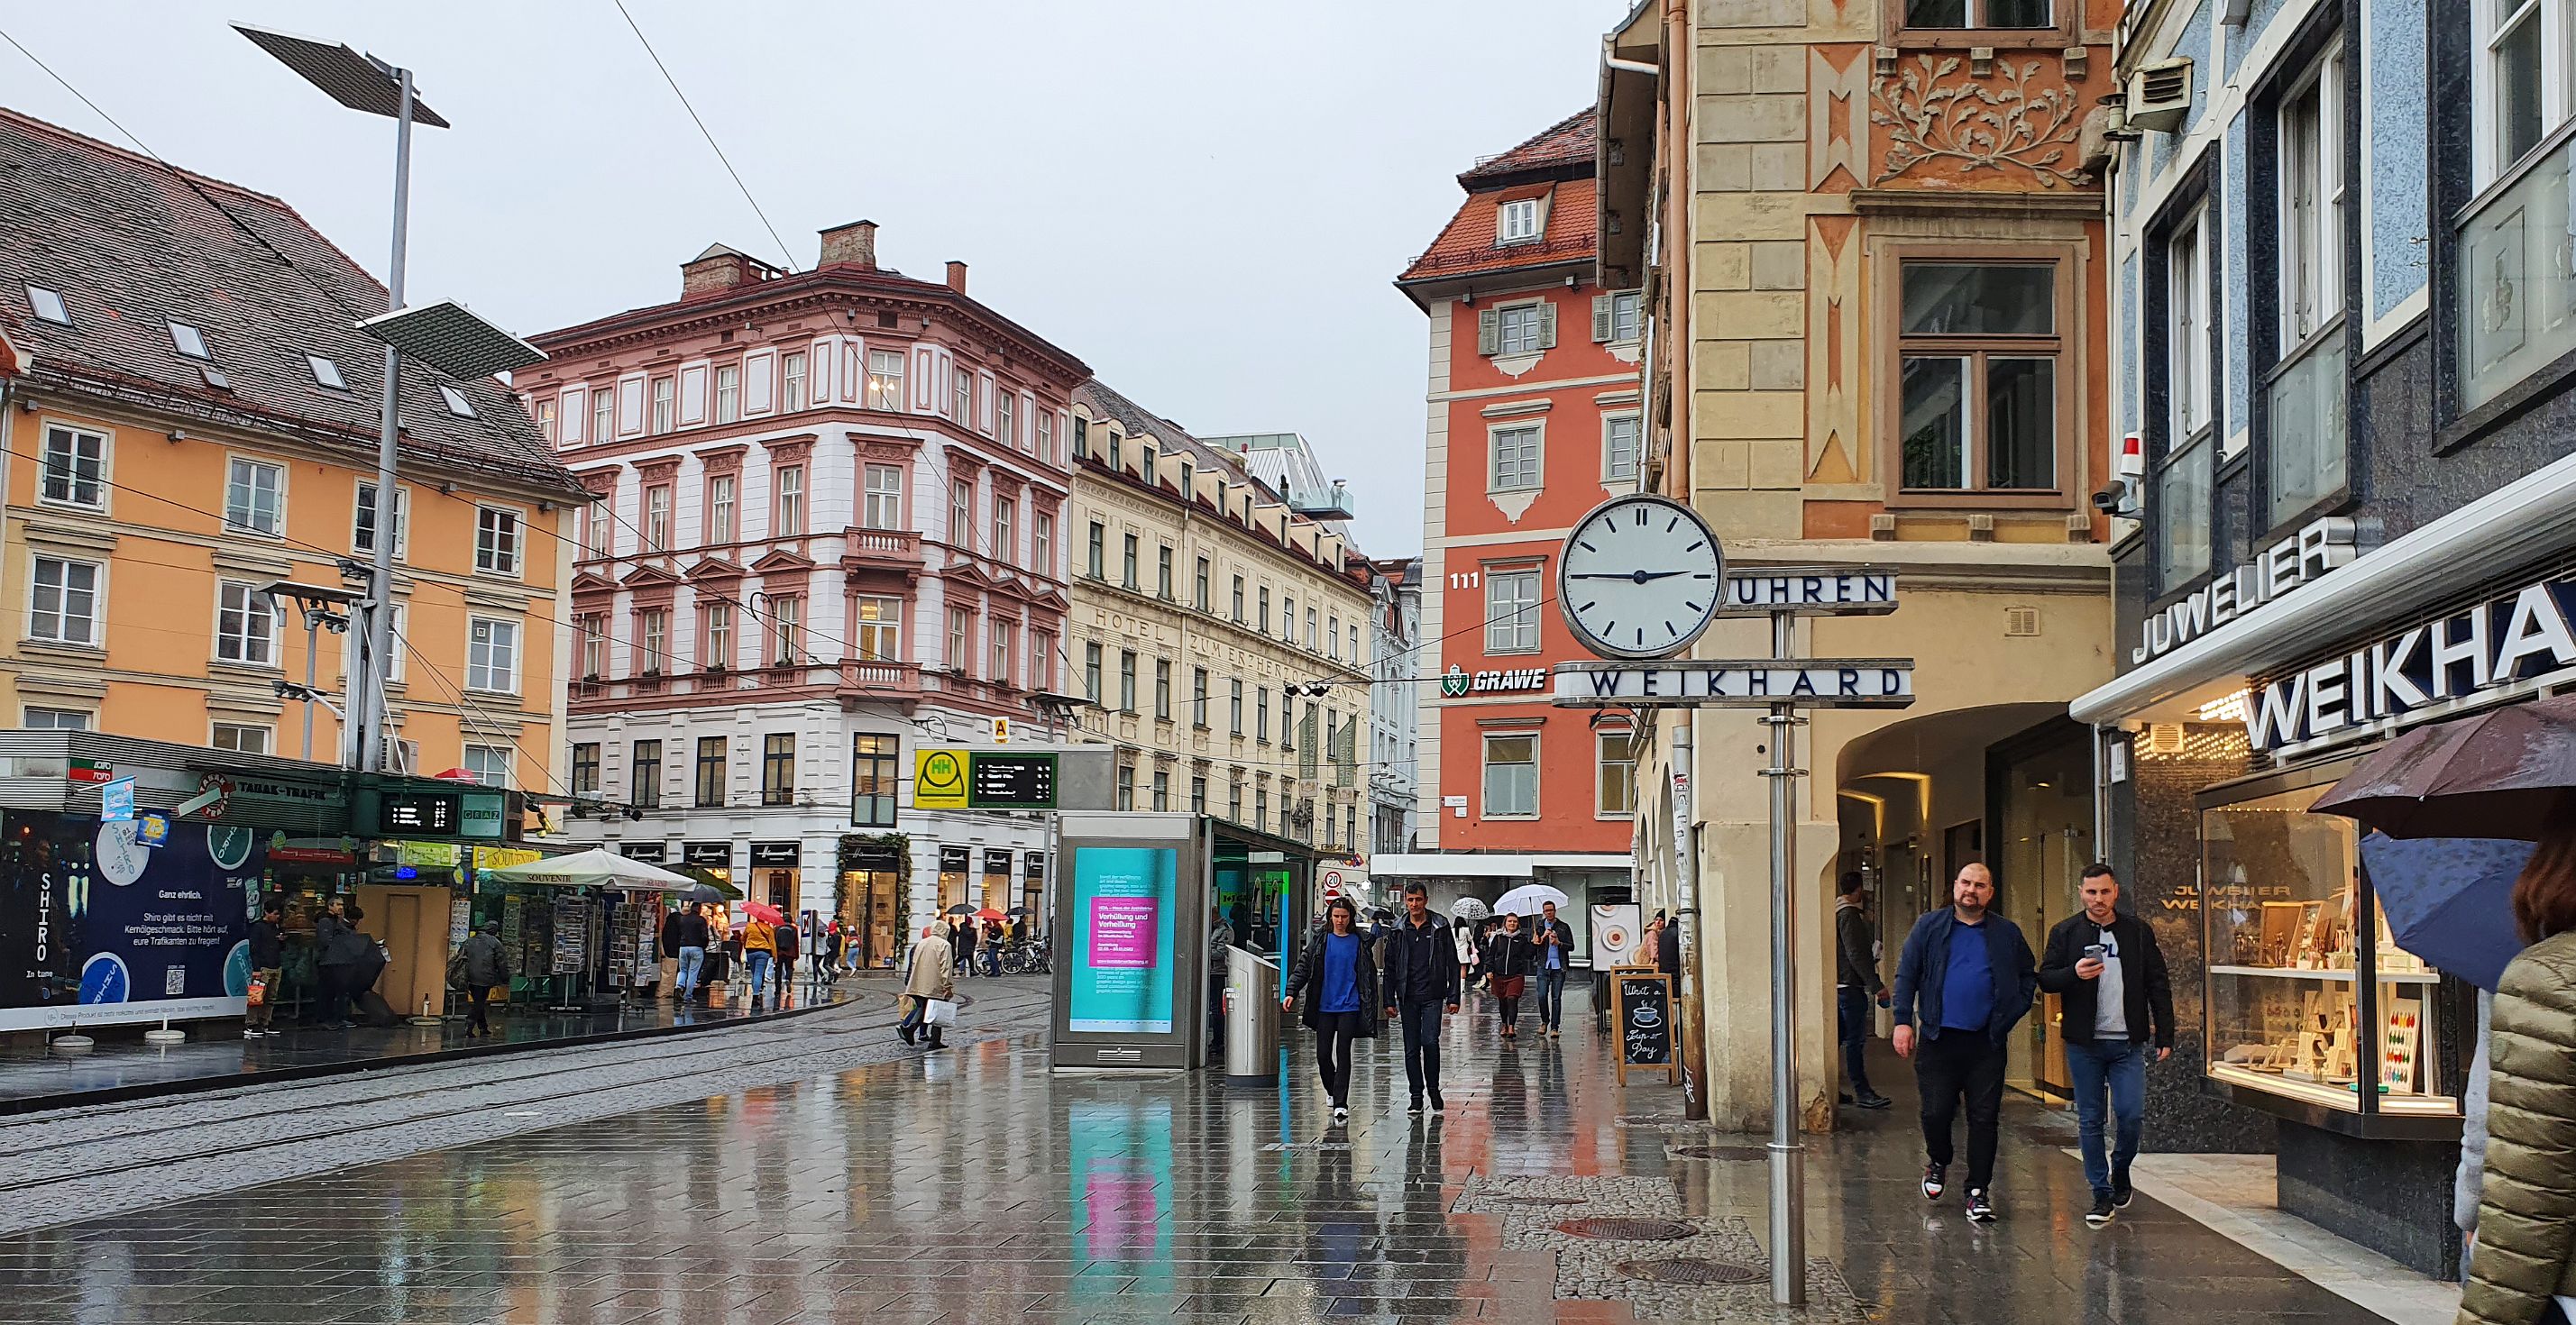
[1224,946,1280,1083]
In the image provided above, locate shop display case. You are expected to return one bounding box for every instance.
[2200,766,2461,1129]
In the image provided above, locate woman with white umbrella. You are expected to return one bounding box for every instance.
[1449,896,1491,991]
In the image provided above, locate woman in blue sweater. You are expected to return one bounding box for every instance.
[1285,897,1381,1122]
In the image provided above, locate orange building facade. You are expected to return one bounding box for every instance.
[1380,112,1639,938]
[0,110,581,784]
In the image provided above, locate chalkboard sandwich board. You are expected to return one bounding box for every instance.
[1612,968,1675,1084]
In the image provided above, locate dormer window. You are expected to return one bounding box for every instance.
[25,286,69,324]
[1498,197,1541,245]
[307,355,347,390]
[438,384,476,418]
[169,321,210,360]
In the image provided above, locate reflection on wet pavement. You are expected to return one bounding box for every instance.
[0,984,2394,1324]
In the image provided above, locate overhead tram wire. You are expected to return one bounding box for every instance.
[610,0,798,275]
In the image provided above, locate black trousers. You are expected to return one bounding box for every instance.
[1312,1010,1363,1107]
[1915,1029,2008,1190]
[466,983,494,1033]
[1398,1000,1444,1102]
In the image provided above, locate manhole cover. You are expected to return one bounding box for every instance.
[1491,1194,1590,1206]
[1670,1145,1770,1161]
[1556,1217,1697,1241]
[1619,1257,1766,1285]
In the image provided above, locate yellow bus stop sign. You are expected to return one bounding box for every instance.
[913,748,968,809]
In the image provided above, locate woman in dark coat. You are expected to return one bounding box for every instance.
[1282,897,1380,1123]
[1484,912,1535,1040]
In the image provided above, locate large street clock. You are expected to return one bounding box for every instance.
[1556,494,1727,660]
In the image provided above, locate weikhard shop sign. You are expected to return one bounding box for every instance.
[2247,572,2576,751]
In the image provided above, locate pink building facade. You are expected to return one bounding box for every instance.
[521,222,1086,964]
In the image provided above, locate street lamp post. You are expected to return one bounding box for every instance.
[237,27,543,773]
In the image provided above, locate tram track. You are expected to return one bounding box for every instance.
[0,984,1054,1234]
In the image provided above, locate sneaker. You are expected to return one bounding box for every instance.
[1966,1189,1996,1222]
[1856,1093,1893,1110]
[1429,1092,1446,1112]
[1921,1165,1947,1200]
[1407,1100,1424,1116]
[2086,1193,2116,1227]
[2113,1172,2134,1209]
[243,1030,259,1041]
[1332,1106,1350,1123]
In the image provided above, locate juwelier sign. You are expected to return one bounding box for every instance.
[2248,572,2576,751]
[2137,518,2359,664]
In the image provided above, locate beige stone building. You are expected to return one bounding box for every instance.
[1066,383,1373,881]
[1596,0,2121,1129]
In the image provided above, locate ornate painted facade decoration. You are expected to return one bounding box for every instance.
[1871,56,2091,187]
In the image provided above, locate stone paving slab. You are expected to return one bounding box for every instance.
[0,982,2405,1325]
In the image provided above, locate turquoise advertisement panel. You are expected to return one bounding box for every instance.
[1067,845,1176,1034]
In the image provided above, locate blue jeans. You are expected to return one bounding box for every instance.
[747,950,773,998]
[675,946,705,999]
[2065,1038,2147,1197]
[1838,984,1877,1098]
[1536,968,1566,1030]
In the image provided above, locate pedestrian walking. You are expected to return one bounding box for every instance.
[313,897,365,1029]
[1453,915,1480,991]
[1283,896,1380,1122]
[454,920,510,1037]
[656,904,687,999]
[954,916,978,977]
[241,902,284,1039]
[1892,862,2036,1223]
[1836,874,1893,1111]
[1209,907,1237,1059]
[820,921,845,983]
[1528,900,1574,1037]
[982,919,1004,976]
[1380,882,1461,1115]
[743,913,777,1005]
[2458,829,2576,1325]
[2038,864,2176,1226]
[1484,911,1532,1039]
[772,920,799,1006]
[899,923,956,1050]
[669,904,711,1004]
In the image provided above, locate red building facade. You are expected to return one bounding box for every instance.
[1381,111,1639,936]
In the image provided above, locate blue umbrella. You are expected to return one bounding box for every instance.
[2359,833,2532,991]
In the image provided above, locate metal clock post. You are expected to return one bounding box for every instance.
[1554,494,1911,1310]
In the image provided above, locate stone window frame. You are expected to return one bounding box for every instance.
[1871,237,2089,512]
[1878,0,2076,49]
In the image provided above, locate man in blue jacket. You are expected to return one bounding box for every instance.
[1893,862,2036,1223]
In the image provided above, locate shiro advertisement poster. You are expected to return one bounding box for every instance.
[0,811,265,1032]
[1067,845,1176,1035]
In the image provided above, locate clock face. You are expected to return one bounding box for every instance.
[1557,496,1726,659]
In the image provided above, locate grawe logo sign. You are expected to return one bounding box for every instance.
[1441,664,1548,697]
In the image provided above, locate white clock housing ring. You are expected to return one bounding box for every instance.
[1555,494,1727,661]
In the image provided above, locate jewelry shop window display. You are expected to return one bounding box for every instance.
[2199,763,2459,1124]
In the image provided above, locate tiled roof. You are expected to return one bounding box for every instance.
[1072,379,1268,497]
[0,107,580,496]
[1458,109,1596,187]
[1396,177,1598,288]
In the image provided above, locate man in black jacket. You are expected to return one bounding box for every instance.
[244,903,284,1039]
[2038,864,2175,1226]
[1380,882,1461,1115]
[1836,873,1892,1110]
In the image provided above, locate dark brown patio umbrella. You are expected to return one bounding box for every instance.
[2311,694,2576,839]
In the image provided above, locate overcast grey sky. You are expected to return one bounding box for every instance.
[2,1,1625,556]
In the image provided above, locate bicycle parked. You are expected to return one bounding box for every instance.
[998,937,1051,975]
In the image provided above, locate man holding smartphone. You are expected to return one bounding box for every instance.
[2039,864,2175,1227]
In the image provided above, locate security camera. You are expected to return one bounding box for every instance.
[2092,479,2141,519]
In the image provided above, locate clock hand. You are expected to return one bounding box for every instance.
[1569,571,1690,583]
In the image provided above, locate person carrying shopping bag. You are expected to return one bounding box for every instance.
[899,923,956,1050]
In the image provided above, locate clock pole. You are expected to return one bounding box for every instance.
[1760,605,1806,1307]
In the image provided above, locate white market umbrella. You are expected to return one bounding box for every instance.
[1493,883,1570,917]
[1448,897,1493,922]
[479,847,697,892]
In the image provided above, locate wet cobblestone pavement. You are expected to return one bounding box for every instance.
[0,982,2394,1324]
